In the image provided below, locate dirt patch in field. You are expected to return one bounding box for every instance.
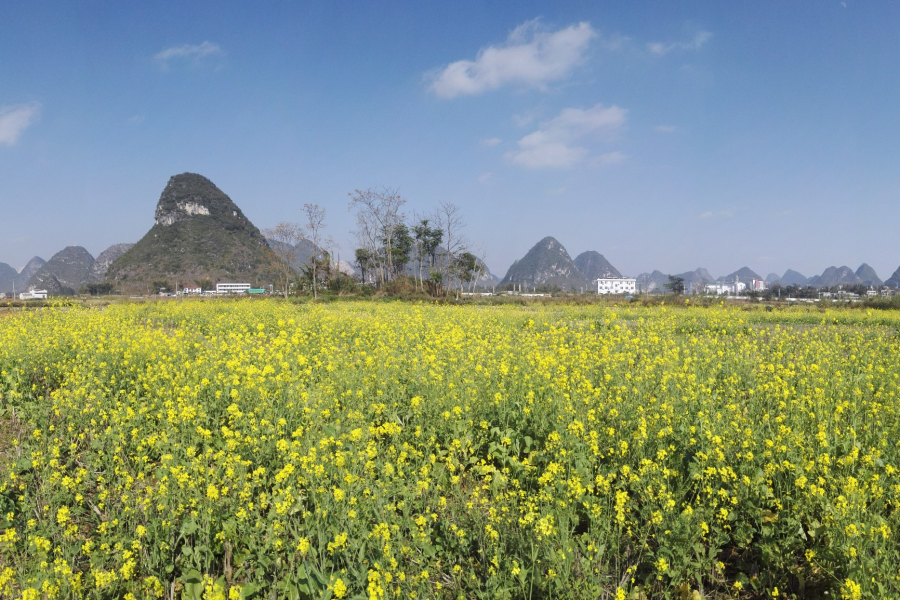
[0,410,24,478]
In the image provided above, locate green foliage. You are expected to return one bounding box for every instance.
[664,275,685,295]
[79,282,114,296]
[386,223,414,278]
[151,279,170,293]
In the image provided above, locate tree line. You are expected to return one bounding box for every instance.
[265,187,488,299]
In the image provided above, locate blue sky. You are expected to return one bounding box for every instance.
[2,1,900,280]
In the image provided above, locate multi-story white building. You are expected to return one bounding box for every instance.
[216,283,251,294]
[705,281,748,295]
[596,277,637,295]
[182,286,203,295]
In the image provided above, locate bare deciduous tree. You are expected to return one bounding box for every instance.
[434,201,467,295]
[348,188,406,287]
[263,221,303,299]
[301,203,332,300]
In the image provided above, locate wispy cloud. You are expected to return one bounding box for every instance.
[154,41,224,70]
[127,114,146,124]
[647,31,711,56]
[480,137,502,147]
[505,103,626,169]
[773,208,797,217]
[654,125,677,133]
[599,33,630,51]
[477,172,493,183]
[0,102,40,146]
[428,20,595,98]
[513,108,542,127]
[697,208,735,220]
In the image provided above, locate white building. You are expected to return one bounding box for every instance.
[216,283,251,294]
[705,281,747,295]
[19,289,48,300]
[596,277,637,295]
[749,279,767,292]
[182,286,202,295]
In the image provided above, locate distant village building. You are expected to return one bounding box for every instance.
[705,281,747,295]
[216,283,251,294]
[182,286,202,295]
[596,277,636,295]
[19,289,48,300]
[749,279,767,292]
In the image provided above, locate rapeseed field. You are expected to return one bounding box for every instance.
[0,300,899,599]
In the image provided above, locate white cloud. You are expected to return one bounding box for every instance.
[127,114,146,124]
[0,102,40,146]
[506,103,626,169]
[154,41,224,69]
[478,172,493,183]
[647,31,711,56]
[697,208,735,220]
[428,20,595,98]
[654,125,677,133]
[480,137,501,147]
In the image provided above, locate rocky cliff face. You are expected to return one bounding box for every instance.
[89,243,134,281]
[500,237,587,289]
[152,173,254,228]
[107,173,275,287]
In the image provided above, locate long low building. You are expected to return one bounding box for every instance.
[596,277,636,295]
[216,283,251,294]
[706,282,747,295]
[19,289,48,300]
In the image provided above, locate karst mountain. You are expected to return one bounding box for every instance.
[107,173,275,289]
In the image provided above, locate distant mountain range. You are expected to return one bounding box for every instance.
[500,237,589,290]
[497,235,900,294]
[0,256,45,295]
[723,267,762,282]
[0,244,134,296]
[5,173,900,297]
[775,269,808,287]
